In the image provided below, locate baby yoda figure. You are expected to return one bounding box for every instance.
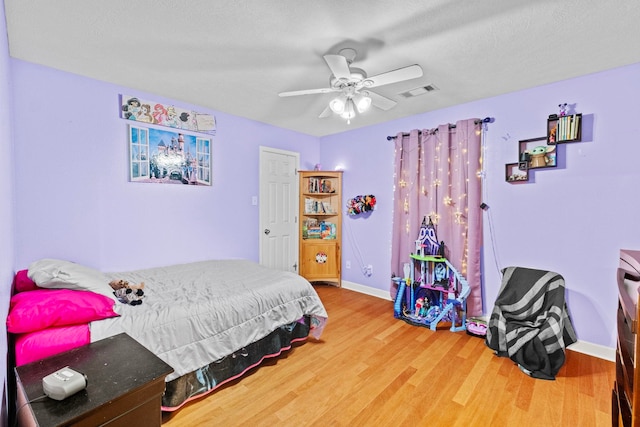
[527,145,555,168]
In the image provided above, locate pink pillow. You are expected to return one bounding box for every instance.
[7,289,118,334]
[14,270,39,293]
[14,325,90,366]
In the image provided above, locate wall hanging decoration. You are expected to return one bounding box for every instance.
[129,125,212,186]
[347,194,376,216]
[120,95,216,134]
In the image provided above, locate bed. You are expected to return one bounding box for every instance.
[8,258,328,411]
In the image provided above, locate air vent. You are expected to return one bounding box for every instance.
[400,84,439,98]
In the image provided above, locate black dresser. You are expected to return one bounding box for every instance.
[614,249,640,426]
[15,333,173,427]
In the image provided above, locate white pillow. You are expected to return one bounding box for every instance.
[27,259,117,302]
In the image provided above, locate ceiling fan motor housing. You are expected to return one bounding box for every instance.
[330,67,367,88]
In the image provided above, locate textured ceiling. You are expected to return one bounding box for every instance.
[5,0,640,137]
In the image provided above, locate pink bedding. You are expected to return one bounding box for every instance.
[7,289,118,333]
[9,270,118,366]
[14,325,90,366]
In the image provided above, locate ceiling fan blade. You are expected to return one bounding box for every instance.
[318,106,332,118]
[278,87,338,97]
[364,64,423,88]
[323,54,351,80]
[363,90,397,111]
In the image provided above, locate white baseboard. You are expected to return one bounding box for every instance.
[341,280,391,300]
[568,340,615,362]
[341,280,616,362]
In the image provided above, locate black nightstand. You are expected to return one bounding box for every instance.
[15,333,173,427]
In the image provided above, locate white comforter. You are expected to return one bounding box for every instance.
[90,259,328,381]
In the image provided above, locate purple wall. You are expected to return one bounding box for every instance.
[10,60,320,272]
[5,26,639,398]
[321,62,640,348]
[0,0,14,416]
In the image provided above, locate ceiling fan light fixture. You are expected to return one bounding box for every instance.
[354,93,372,113]
[340,99,356,122]
[329,95,346,114]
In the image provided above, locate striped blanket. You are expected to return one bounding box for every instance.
[486,266,577,380]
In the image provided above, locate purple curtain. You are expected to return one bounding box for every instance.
[390,119,483,316]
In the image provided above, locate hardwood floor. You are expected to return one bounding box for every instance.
[162,285,615,426]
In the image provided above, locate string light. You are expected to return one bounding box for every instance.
[393,121,482,308]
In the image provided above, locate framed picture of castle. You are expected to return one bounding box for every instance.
[129,125,211,186]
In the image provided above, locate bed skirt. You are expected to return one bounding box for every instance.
[161,317,311,411]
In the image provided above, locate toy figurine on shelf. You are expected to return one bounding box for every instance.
[558,103,568,116]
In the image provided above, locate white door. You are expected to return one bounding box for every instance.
[259,147,299,272]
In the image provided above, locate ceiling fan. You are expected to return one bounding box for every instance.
[278,48,423,123]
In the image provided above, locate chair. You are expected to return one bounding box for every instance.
[486,266,577,380]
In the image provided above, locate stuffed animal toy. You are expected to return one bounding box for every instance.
[109,279,145,306]
[112,288,144,306]
[558,103,568,116]
[109,279,144,291]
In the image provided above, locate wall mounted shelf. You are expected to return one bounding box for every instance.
[506,112,583,183]
[547,113,582,144]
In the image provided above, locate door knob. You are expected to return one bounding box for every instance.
[264,229,271,235]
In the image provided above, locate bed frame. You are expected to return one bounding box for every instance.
[7,259,327,419]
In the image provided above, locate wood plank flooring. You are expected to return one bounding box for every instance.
[162,285,615,426]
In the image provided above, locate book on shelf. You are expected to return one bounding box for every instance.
[307,177,335,193]
[304,198,335,214]
[555,114,580,141]
[571,114,580,139]
[320,221,336,239]
[302,219,335,239]
[304,197,314,214]
[304,198,323,214]
[308,177,319,193]
[307,226,321,238]
[302,218,319,239]
[303,218,319,227]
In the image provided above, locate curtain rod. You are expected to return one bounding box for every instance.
[386,117,493,141]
